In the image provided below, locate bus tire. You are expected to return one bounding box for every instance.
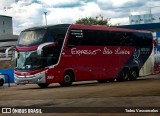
[0,79,4,86]
[129,68,138,80]
[37,83,50,88]
[117,68,129,81]
[60,72,73,87]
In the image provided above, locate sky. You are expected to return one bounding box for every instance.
[0,0,160,35]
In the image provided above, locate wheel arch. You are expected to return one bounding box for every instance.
[123,67,130,71]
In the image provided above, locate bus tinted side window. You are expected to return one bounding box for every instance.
[45,28,67,43]
[133,32,152,46]
[83,30,98,46]
[44,28,67,66]
[143,33,152,46]
[97,31,107,46]
[67,29,83,47]
[68,29,108,47]
[68,29,152,47]
[82,30,107,46]
[68,29,131,46]
[106,31,126,46]
[124,32,136,46]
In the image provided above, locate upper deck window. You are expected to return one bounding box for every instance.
[18,29,46,46]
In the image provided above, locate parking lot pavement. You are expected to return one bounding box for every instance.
[0,74,160,115]
[0,83,15,89]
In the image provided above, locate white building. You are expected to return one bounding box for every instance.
[129,13,160,25]
[0,15,13,35]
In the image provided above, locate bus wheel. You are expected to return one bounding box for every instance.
[129,68,138,80]
[117,68,129,81]
[0,79,4,86]
[60,72,73,87]
[37,83,50,88]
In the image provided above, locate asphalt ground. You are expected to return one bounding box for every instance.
[0,74,160,115]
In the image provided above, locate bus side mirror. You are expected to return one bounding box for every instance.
[5,46,15,58]
[15,51,18,59]
[37,42,57,55]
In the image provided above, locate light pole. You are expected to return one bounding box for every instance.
[44,12,47,25]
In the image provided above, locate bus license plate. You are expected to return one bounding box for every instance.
[24,80,29,84]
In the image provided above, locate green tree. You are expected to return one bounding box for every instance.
[75,15,111,26]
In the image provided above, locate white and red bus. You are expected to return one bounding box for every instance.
[14,24,153,88]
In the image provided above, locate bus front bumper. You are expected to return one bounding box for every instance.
[14,71,46,84]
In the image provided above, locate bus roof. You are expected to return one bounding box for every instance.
[70,24,151,33]
[22,24,151,33]
[23,24,70,31]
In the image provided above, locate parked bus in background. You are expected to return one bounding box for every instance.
[13,24,153,88]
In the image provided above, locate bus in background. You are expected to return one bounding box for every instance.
[13,24,153,88]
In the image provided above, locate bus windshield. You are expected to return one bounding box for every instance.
[18,29,46,46]
[15,50,43,71]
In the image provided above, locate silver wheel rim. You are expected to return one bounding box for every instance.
[122,71,128,80]
[64,75,71,83]
[132,71,137,78]
[124,73,127,80]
